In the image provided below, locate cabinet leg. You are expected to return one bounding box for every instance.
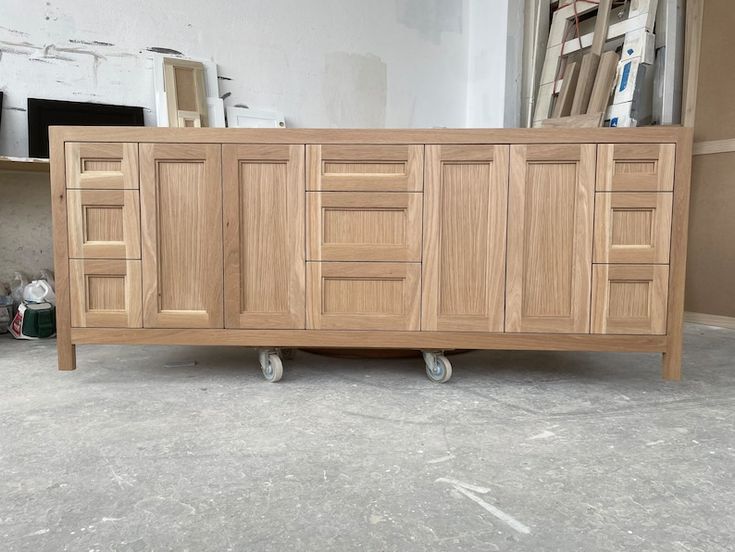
[661,349,681,381]
[57,339,77,371]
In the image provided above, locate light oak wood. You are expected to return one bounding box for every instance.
[307,145,423,191]
[506,144,595,333]
[551,61,580,118]
[70,259,142,328]
[65,143,139,189]
[587,50,619,114]
[50,131,76,370]
[681,0,703,127]
[71,327,667,352]
[592,264,669,335]
[50,126,688,145]
[222,144,305,329]
[67,189,141,259]
[307,262,420,331]
[307,192,422,262]
[570,0,612,115]
[140,143,223,328]
[663,128,694,380]
[422,145,508,332]
[596,143,675,191]
[0,156,50,173]
[692,139,735,156]
[540,112,603,128]
[163,57,208,128]
[594,192,673,264]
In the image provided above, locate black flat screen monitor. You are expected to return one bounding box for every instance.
[28,98,144,158]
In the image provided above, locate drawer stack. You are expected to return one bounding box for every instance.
[305,145,423,330]
[65,143,143,328]
[590,144,675,334]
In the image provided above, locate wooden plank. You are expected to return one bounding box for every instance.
[663,128,694,380]
[540,112,603,128]
[570,0,613,115]
[587,50,619,114]
[551,61,580,118]
[71,327,668,353]
[681,0,703,127]
[0,156,50,173]
[49,127,76,370]
[693,139,735,156]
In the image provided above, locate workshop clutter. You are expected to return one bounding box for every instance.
[1,269,56,339]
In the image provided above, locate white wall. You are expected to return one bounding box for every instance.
[0,0,519,157]
[0,0,520,282]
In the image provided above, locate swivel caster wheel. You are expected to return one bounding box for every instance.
[258,349,283,383]
[422,351,452,383]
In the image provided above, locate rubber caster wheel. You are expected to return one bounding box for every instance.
[424,352,452,383]
[259,351,283,383]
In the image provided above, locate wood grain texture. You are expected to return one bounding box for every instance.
[551,60,580,118]
[65,142,139,189]
[51,126,687,145]
[587,50,619,114]
[681,0,703,127]
[307,145,423,191]
[163,58,208,128]
[594,192,673,263]
[597,143,675,191]
[592,264,669,334]
[140,143,223,328]
[70,259,142,328]
[571,53,600,116]
[67,189,141,259]
[307,262,420,331]
[307,192,422,262]
[663,128,694,379]
[422,145,508,331]
[506,144,595,333]
[222,144,305,329]
[540,112,603,128]
[71,327,667,353]
[50,128,76,370]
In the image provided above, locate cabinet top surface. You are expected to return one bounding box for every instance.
[51,126,692,145]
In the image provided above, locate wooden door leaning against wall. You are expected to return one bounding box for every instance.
[139,143,223,328]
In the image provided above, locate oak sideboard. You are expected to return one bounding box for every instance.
[50,127,692,382]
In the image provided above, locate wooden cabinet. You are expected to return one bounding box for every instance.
[52,128,691,380]
[222,144,305,329]
[506,144,595,333]
[139,144,223,328]
[422,145,508,332]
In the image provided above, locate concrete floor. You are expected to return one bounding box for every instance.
[0,324,734,552]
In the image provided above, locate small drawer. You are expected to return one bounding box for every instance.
[594,192,672,264]
[70,259,142,328]
[307,145,423,191]
[307,192,422,261]
[66,142,139,189]
[596,144,674,191]
[591,264,668,335]
[307,262,420,330]
[67,189,141,259]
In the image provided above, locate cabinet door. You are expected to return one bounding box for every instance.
[422,145,508,332]
[222,144,305,329]
[307,192,422,262]
[596,144,675,191]
[70,259,142,328]
[307,145,423,191]
[591,264,668,334]
[506,144,595,333]
[65,143,139,189]
[140,144,223,328]
[307,262,420,330]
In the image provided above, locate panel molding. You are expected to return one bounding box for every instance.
[65,142,139,189]
[70,259,142,328]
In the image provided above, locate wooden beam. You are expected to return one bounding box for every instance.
[693,139,735,155]
[540,112,604,128]
[682,0,703,127]
[587,50,620,114]
[551,60,580,117]
[571,0,613,115]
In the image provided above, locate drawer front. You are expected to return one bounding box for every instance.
[307,192,422,261]
[594,192,672,263]
[591,264,669,334]
[67,189,141,259]
[70,259,142,328]
[596,144,675,191]
[307,145,423,191]
[66,143,139,189]
[307,262,420,330]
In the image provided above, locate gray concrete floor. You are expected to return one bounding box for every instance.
[0,324,734,552]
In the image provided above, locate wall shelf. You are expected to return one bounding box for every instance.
[0,155,50,173]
